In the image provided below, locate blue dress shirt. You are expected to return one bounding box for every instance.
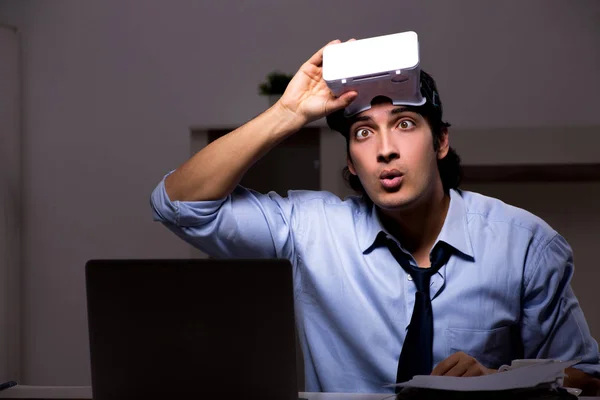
[150,175,600,392]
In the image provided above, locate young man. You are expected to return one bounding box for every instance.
[150,40,600,394]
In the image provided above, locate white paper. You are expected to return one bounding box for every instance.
[384,359,579,392]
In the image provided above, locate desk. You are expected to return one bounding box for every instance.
[0,386,393,400]
[0,386,598,400]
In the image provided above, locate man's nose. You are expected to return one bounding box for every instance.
[377,131,399,163]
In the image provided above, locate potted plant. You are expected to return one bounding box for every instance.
[258,70,293,106]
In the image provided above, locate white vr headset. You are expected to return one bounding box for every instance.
[323,31,427,117]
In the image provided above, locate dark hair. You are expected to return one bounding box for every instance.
[326,69,462,197]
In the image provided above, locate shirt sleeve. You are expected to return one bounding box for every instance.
[521,233,600,377]
[149,172,297,260]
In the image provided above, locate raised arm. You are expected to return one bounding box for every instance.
[165,39,357,202]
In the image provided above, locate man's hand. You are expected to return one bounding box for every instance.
[276,39,358,125]
[431,352,497,377]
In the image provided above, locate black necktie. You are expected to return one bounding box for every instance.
[383,236,451,388]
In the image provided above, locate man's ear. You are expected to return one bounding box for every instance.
[437,128,450,159]
[346,155,356,175]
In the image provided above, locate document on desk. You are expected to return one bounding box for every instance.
[386,359,578,391]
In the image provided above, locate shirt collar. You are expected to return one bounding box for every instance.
[436,189,475,259]
[358,201,389,253]
[360,189,475,259]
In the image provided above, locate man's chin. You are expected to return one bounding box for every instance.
[370,191,417,211]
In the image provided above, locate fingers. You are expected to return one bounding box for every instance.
[431,352,490,377]
[307,38,356,67]
[462,365,487,377]
[431,352,461,376]
[307,39,341,66]
[444,358,477,377]
[326,90,358,114]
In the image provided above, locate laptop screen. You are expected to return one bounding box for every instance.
[85,258,299,400]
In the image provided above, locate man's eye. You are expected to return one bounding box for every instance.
[355,129,372,139]
[399,120,415,129]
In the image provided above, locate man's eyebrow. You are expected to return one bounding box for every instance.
[349,115,372,124]
[390,106,419,115]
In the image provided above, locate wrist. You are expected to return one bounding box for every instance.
[270,100,307,131]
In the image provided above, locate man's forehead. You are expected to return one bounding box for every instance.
[349,104,422,123]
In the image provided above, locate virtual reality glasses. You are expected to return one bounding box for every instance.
[323,31,430,117]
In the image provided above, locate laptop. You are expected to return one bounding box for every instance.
[85,258,300,400]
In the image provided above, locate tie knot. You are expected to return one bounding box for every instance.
[411,268,432,292]
[381,234,451,292]
[430,243,451,269]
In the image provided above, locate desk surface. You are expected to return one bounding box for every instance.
[0,386,393,400]
[0,386,597,400]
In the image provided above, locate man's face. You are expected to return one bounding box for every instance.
[346,101,449,211]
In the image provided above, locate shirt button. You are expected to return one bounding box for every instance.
[407,275,413,281]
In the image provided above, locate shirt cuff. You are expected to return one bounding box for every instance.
[150,171,229,227]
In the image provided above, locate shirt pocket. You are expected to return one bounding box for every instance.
[445,325,518,369]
